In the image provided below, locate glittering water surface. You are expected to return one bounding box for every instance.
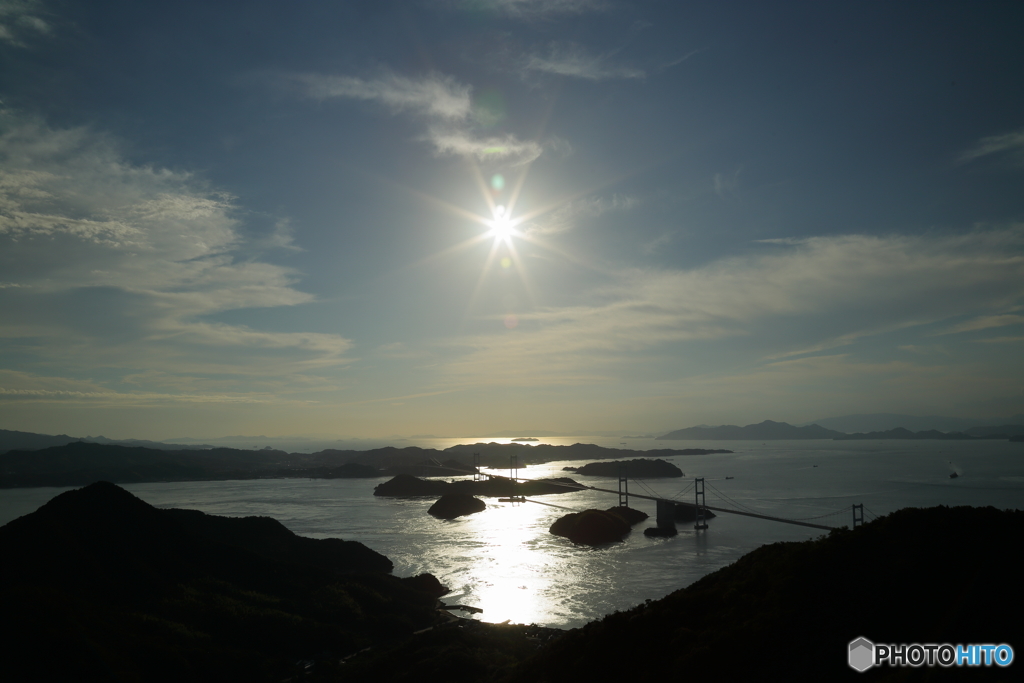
[2,439,1022,628]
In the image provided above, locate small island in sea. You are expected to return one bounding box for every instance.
[565,458,684,478]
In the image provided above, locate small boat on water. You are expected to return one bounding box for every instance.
[949,472,959,479]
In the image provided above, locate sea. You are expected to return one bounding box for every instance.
[2,436,1022,630]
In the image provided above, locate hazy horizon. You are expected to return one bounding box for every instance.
[2,2,1022,441]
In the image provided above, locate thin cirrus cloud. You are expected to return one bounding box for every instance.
[292,72,472,121]
[520,43,645,81]
[438,0,609,18]
[526,193,638,235]
[426,128,544,165]
[288,71,544,165]
[0,0,51,46]
[959,127,1024,165]
[0,112,353,399]
[937,314,1024,336]
[434,230,1024,387]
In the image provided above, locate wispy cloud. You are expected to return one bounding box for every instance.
[527,193,638,235]
[0,0,51,46]
[0,113,354,398]
[959,128,1024,165]
[640,231,672,255]
[976,336,1024,344]
[521,43,644,81]
[938,314,1024,335]
[440,0,610,18]
[434,230,1024,387]
[287,70,546,165]
[292,72,472,120]
[427,128,544,165]
[662,49,701,69]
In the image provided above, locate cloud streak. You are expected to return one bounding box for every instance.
[0,113,354,396]
[435,230,1024,387]
[0,0,51,46]
[521,43,644,81]
[959,128,1024,165]
[294,72,472,120]
[439,0,609,18]
[289,70,546,165]
[526,193,638,235]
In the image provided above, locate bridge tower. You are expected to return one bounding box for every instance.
[618,463,629,507]
[852,503,864,529]
[694,477,709,530]
[473,452,482,481]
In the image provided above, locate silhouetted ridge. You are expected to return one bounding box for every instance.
[657,420,843,440]
[510,505,1024,682]
[165,508,393,573]
[0,482,440,681]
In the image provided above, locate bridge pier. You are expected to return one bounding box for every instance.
[656,499,677,530]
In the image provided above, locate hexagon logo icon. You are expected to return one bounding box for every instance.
[849,637,874,672]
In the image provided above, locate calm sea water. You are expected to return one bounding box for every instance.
[2,438,1022,629]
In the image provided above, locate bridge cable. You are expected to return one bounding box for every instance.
[703,481,850,525]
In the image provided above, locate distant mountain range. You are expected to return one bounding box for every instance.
[0,428,213,454]
[656,419,1024,440]
[657,420,843,440]
[799,412,1024,434]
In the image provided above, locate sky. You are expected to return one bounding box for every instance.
[1,0,1023,440]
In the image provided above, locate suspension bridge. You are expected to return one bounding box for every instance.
[464,453,881,533]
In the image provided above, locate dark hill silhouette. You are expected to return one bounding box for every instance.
[337,505,1024,680]
[442,441,726,464]
[0,427,81,452]
[657,420,843,440]
[573,458,683,477]
[0,482,442,681]
[0,427,214,454]
[511,505,1024,682]
[2,441,727,488]
[373,473,582,497]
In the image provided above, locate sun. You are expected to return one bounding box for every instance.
[488,205,516,242]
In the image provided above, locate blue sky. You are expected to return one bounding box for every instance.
[1,0,1022,439]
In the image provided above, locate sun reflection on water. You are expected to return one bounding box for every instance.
[453,498,570,625]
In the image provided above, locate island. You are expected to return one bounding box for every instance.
[549,506,649,545]
[571,458,684,478]
[427,494,487,519]
[374,474,582,497]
